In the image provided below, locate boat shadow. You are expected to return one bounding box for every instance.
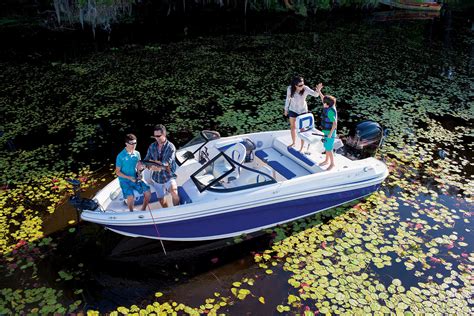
[101,198,362,272]
[56,198,363,311]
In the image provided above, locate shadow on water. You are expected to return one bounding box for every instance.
[41,223,272,311]
[34,193,358,312]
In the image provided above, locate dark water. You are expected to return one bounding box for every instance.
[0,7,473,315]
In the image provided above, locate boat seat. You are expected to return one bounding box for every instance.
[230,165,274,187]
[141,168,153,185]
[224,143,246,164]
[214,143,246,180]
[255,165,272,177]
[215,138,244,151]
[124,190,159,206]
[255,148,311,180]
[273,135,348,173]
[178,186,192,204]
[296,113,325,154]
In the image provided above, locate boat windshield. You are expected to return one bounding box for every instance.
[176,130,221,165]
[190,152,277,193]
[191,153,235,192]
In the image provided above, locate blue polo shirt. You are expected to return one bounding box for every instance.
[116,148,141,179]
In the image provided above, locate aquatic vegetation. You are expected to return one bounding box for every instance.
[0,15,472,314]
[253,191,472,314]
[0,169,102,254]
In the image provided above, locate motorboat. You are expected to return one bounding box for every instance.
[371,9,440,21]
[80,115,389,241]
[378,0,442,11]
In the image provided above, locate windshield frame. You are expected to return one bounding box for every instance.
[207,161,277,193]
[190,152,277,193]
[176,130,220,166]
[190,152,235,192]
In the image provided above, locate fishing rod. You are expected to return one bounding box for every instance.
[146,204,167,256]
[137,161,168,255]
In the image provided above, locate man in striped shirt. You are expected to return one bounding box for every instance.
[145,124,180,207]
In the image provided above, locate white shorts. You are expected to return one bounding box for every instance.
[151,179,177,199]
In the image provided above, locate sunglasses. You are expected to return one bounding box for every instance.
[296,83,304,87]
[153,134,163,138]
[127,141,137,145]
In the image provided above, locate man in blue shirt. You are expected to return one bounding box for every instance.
[115,134,151,211]
[145,124,180,207]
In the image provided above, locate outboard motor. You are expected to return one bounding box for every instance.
[242,138,256,163]
[67,179,101,212]
[341,121,387,159]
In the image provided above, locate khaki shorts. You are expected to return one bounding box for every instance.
[151,178,177,199]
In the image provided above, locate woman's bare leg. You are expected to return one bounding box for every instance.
[289,117,296,147]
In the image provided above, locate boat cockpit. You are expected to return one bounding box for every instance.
[163,119,386,204]
[176,130,221,166]
[190,151,276,193]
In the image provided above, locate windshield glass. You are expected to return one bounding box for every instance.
[209,163,276,191]
[191,153,235,192]
[201,130,220,141]
[176,130,221,165]
[191,152,277,193]
[180,133,206,149]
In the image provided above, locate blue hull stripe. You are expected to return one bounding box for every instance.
[106,184,380,239]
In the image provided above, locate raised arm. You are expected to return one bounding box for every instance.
[304,85,320,98]
[315,83,325,103]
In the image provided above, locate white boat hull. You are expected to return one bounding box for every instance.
[81,129,389,240]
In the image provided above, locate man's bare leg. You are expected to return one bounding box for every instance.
[299,139,304,152]
[170,185,180,206]
[319,153,329,166]
[127,196,135,211]
[141,191,151,210]
[159,198,168,208]
[326,151,335,171]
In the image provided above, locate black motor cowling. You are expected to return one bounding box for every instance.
[340,121,387,159]
[69,195,100,211]
[67,178,101,212]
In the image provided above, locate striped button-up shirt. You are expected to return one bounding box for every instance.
[145,140,177,184]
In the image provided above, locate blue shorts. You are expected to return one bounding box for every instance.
[119,178,150,199]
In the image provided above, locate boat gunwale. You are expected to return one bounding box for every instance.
[81,168,388,226]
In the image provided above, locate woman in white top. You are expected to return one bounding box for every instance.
[284,76,320,150]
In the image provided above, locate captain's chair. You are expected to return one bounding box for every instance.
[213,143,246,182]
[296,113,324,154]
[224,143,246,164]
